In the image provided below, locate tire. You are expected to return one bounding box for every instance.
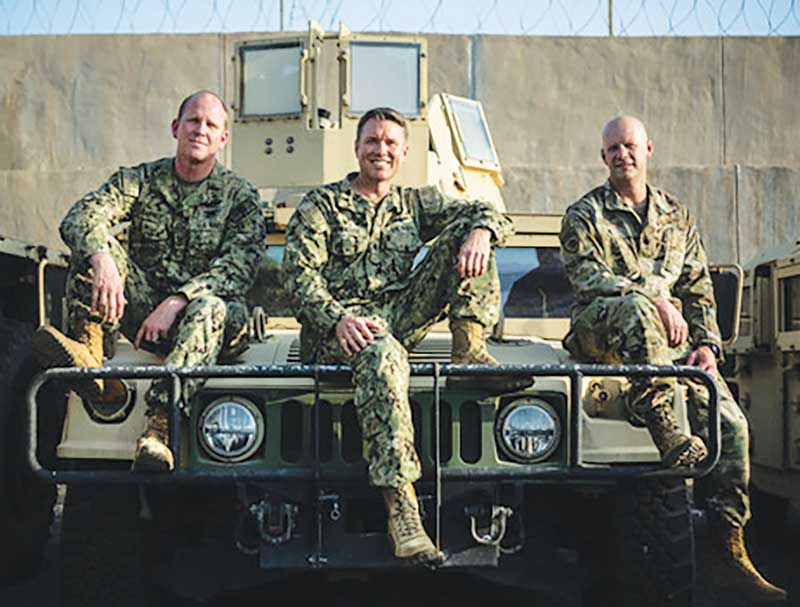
[579,478,695,607]
[0,320,64,584]
[615,478,695,607]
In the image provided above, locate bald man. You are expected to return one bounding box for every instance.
[32,91,266,473]
[559,116,785,602]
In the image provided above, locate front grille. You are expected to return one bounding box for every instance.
[275,396,478,467]
[285,339,451,364]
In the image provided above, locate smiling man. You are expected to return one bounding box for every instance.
[32,90,266,473]
[282,107,526,564]
[559,115,785,602]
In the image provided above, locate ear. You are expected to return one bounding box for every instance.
[219,128,230,149]
[645,139,653,158]
[171,118,179,139]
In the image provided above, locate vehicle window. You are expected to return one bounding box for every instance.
[258,245,573,320]
[414,245,573,319]
[240,43,301,116]
[782,275,800,331]
[350,42,420,116]
[448,97,498,165]
[499,247,573,319]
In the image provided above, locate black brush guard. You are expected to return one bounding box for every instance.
[27,362,720,485]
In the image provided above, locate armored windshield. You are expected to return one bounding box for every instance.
[253,245,573,320]
[350,42,421,116]
[239,43,302,116]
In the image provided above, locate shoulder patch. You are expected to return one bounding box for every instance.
[118,167,141,198]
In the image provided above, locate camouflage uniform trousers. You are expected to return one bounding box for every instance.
[65,236,250,415]
[313,220,501,488]
[564,293,750,527]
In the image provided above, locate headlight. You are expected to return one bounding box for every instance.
[198,396,264,462]
[495,398,560,463]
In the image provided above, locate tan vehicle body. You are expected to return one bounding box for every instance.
[725,241,800,505]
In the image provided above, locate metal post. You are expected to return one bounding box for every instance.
[608,0,613,36]
[433,363,441,551]
[280,0,284,31]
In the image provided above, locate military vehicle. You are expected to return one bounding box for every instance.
[723,240,800,531]
[0,236,68,582]
[4,21,735,607]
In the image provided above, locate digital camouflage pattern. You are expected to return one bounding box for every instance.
[61,157,265,302]
[560,180,749,527]
[560,180,722,354]
[283,174,511,487]
[61,157,265,413]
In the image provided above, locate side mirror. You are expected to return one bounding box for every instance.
[710,263,743,346]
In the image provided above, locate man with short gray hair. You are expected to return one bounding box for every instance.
[560,115,785,602]
[33,90,266,473]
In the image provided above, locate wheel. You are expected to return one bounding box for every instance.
[579,478,695,607]
[0,319,64,585]
[616,478,695,607]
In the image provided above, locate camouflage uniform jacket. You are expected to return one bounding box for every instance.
[60,157,266,301]
[283,173,514,342]
[560,180,721,351]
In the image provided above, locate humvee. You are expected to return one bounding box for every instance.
[5,21,730,607]
[723,240,800,531]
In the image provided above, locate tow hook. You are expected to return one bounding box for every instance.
[466,505,514,547]
[254,500,299,545]
[236,494,299,555]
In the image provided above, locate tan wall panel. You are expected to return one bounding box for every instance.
[736,166,800,265]
[723,37,800,167]
[0,34,222,172]
[474,36,724,169]
[0,168,117,249]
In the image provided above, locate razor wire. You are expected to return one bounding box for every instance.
[1,0,798,36]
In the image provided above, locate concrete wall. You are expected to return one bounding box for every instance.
[1,33,798,265]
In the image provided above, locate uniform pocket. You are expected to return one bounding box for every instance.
[330,227,368,257]
[382,219,421,252]
[133,216,170,269]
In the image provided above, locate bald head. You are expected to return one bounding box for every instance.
[177,90,229,129]
[602,115,648,148]
[600,115,653,191]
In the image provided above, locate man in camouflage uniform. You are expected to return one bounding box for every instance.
[283,107,525,564]
[32,91,266,473]
[560,115,785,602]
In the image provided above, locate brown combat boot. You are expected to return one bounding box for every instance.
[383,484,442,564]
[707,520,787,602]
[32,321,125,404]
[639,393,708,467]
[448,319,533,393]
[131,408,174,473]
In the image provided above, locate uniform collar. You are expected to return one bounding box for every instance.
[602,179,669,219]
[339,172,402,212]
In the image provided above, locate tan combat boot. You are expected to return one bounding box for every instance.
[131,408,174,473]
[639,393,708,467]
[449,319,533,393]
[32,321,125,404]
[383,484,442,563]
[707,520,787,602]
